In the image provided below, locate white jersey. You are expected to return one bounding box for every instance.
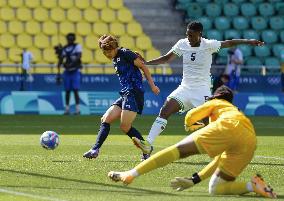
[225,48,243,76]
[22,51,33,70]
[62,44,82,57]
[170,37,221,88]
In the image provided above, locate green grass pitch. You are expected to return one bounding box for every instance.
[0,115,283,201]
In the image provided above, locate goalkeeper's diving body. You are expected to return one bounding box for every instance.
[108,85,276,199]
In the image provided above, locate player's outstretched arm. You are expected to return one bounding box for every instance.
[221,39,264,48]
[146,51,176,65]
[134,58,160,95]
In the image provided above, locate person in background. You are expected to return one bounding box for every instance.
[20,48,33,91]
[57,33,82,115]
[225,47,243,92]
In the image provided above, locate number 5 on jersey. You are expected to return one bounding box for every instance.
[191,52,196,61]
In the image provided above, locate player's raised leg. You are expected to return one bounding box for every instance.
[83,105,121,159]
[109,135,199,184]
[120,109,151,160]
[132,98,180,155]
[120,109,145,141]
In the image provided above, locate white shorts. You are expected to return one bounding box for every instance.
[167,85,211,113]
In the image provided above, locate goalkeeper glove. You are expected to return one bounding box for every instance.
[170,173,201,191]
[170,177,194,191]
[184,121,205,132]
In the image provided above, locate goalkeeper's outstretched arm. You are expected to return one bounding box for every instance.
[171,156,220,191]
[184,100,215,128]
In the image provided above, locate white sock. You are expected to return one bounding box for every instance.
[65,105,69,112]
[246,182,253,192]
[76,104,80,112]
[146,117,167,145]
[128,169,139,177]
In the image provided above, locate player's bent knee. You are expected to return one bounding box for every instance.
[101,114,113,124]
[100,116,105,123]
[159,106,172,119]
[120,123,130,133]
[101,113,108,122]
[208,174,225,195]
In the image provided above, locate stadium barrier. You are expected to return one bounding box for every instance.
[0,91,284,116]
[0,64,282,115]
[0,64,172,75]
[0,73,281,92]
[0,63,280,75]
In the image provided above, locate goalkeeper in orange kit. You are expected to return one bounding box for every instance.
[108,85,276,198]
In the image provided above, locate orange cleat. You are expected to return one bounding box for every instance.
[251,174,277,199]
[108,171,134,185]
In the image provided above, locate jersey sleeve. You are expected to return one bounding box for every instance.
[184,100,216,126]
[61,49,66,57]
[235,49,243,61]
[170,39,184,57]
[124,49,138,63]
[29,52,33,60]
[75,44,82,53]
[207,39,221,53]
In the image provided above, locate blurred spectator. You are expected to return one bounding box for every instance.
[57,33,82,115]
[212,74,230,93]
[20,48,33,91]
[225,47,243,92]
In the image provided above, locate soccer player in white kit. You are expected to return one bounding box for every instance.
[133,21,264,160]
[20,48,33,91]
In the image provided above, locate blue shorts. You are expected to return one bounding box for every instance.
[113,90,144,114]
[63,69,81,91]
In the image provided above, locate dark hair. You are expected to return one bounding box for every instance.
[209,85,234,103]
[98,34,119,50]
[220,74,230,80]
[66,33,76,41]
[187,21,203,32]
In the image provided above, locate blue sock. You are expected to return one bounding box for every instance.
[92,122,110,150]
[126,127,144,141]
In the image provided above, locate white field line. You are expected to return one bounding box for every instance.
[255,155,284,161]
[0,188,68,201]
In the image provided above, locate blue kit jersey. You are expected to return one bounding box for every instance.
[112,48,145,114]
[112,48,144,94]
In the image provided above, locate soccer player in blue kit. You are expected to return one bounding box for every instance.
[57,33,82,115]
[83,35,160,160]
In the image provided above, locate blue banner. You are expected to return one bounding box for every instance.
[0,91,164,115]
[0,74,281,93]
[234,93,284,116]
[238,75,281,92]
[1,91,284,116]
[0,74,182,92]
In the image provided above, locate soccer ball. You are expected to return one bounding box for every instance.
[40,131,59,150]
